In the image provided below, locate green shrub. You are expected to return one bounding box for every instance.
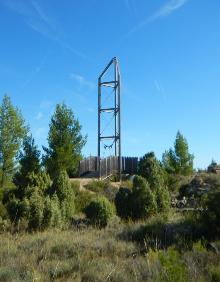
[28,190,44,230]
[60,197,75,222]
[203,173,220,189]
[42,196,53,229]
[52,171,72,200]
[42,194,62,229]
[16,171,52,200]
[0,217,10,232]
[210,266,220,282]
[132,176,157,219]
[70,180,80,193]
[51,194,62,227]
[115,176,157,220]
[201,187,220,239]
[75,190,95,214]
[159,248,187,282]
[115,188,132,219]
[52,170,75,221]
[167,174,192,194]
[155,186,170,213]
[0,202,8,219]
[85,180,108,193]
[85,196,114,228]
[121,180,133,189]
[7,197,29,223]
[127,216,168,249]
[138,152,165,191]
[101,185,118,202]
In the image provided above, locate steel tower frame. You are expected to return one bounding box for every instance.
[98,57,121,179]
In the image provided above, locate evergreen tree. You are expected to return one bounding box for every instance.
[138,152,165,191]
[132,176,157,219]
[115,187,132,219]
[43,103,86,178]
[52,170,75,221]
[162,131,194,176]
[155,186,170,213]
[0,95,27,187]
[28,190,44,230]
[13,135,41,193]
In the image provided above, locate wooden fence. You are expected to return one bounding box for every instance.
[79,156,98,176]
[79,156,138,178]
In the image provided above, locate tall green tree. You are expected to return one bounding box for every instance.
[162,131,194,176]
[13,135,41,198]
[0,95,27,187]
[43,103,86,178]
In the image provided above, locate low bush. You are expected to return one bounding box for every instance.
[115,176,157,220]
[85,180,109,193]
[28,190,44,230]
[158,248,188,282]
[155,186,170,213]
[210,266,220,282]
[122,212,205,250]
[52,170,75,221]
[42,195,62,229]
[85,196,114,228]
[166,174,192,193]
[0,217,10,232]
[201,187,220,239]
[120,180,133,189]
[75,190,95,214]
[100,185,118,202]
[115,187,132,219]
[132,176,157,219]
[70,180,80,194]
[7,198,29,223]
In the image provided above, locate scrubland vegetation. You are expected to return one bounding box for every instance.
[0,94,220,281]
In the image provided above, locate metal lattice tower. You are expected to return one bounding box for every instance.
[98,57,121,178]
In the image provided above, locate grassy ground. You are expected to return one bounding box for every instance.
[0,216,219,282]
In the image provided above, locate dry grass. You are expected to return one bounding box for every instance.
[0,217,219,281]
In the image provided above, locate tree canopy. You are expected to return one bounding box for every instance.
[13,135,41,190]
[0,95,27,187]
[43,103,87,178]
[138,152,165,190]
[162,131,194,176]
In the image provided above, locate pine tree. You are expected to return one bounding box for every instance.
[43,103,86,178]
[132,176,157,219]
[138,152,165,191]
[0,95,27,187]
[163,131,194,176]
[13,135,41,195]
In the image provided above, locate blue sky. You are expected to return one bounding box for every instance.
[0,0,220,168]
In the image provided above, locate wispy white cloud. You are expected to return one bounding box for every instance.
[123,0,138,16]
[35,111,43,120]
[40,100,54,110]
[150,0,188,21]
[21,53,47,88]
[154,79,162,93]
[127,0,188,35]
[2,0,88,59]
[87,107,95,113]
[154,79,167,101]
[35,126,46,138]
[70,73,95,90]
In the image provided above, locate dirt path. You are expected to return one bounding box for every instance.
[70,178,121,191]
